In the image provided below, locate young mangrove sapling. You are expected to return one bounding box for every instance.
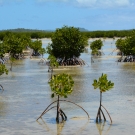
[50,73,74,123]
[37,73,74,123]
[92,73,114,123]
[37,73,90,122]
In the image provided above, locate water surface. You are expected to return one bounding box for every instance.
[0,38,135,135]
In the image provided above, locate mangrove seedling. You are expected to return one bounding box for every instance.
[50,73,74,123]
[92,73,114,123]
[47,55,59,80]
[37,73,89,123]
[37,73,74,123]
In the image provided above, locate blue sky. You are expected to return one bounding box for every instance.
[0,0,135,31]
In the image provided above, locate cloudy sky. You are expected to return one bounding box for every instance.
[0,0,135,31]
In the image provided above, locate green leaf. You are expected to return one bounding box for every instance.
[92,73,114,93]
[49,73,74,98]
[51,93,55,98]
[64,95,67,98]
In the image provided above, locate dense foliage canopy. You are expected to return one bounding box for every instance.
[48,26,88,60]
[116,30,135,55]
[90,39,103,50]
[92,73,114,92]
[90,39,103,55]
[0,64,8,76]
[1,33,31,58]
[49,73,74,98]
[29,40,42,56]
[0,33,44,58]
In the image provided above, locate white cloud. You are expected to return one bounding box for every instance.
[1,0,134,8]
[75,0,132,8]
[36,0,135,8]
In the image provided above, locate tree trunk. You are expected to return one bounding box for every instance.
[99,92,102,122]
[56,95,60,123]
[96,91,103,123]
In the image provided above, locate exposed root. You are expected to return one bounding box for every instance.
[96,105,112,124]
[101,105,112,124]
[59,100,90,119]
[37,99,90,121]
[57,57,85,66]
[37,101,57,121]
[100,108,106,121]
[0,84,4,92]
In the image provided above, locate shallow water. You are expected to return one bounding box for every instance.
[0,38,135,135]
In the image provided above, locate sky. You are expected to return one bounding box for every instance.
[0,0,135,31]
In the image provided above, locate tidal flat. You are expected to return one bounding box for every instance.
[0,38,135,135]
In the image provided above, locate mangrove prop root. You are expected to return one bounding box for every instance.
[96,106,107,123]
[37,103,66,123]
[96,108,100,122]
[37,100,57,121]
[59,110,64,121]
[37,106,66,123]
[37,100,89,121]
[58,57,85,66]
[100,108,106,121]
[60,109,67,121]
[57,108,66,122]
[0,84,4,91]
[42,106,57,115]
[101,105,112,124]
[59,100,90,119]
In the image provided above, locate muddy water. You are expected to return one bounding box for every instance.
[0,38,135,135]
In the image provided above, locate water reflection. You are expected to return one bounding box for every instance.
[37,117,89,135]
[37,118,57,134]
[96,122,112,135]
[37,119,66,135]
[0,100,8,117]
[56,122,65,135]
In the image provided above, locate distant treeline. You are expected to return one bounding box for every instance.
[0,28,134,40]
[82,30,135,38]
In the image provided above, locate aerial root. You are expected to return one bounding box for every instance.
[37,100,89,121]
[96,105,112,124]
[0,84,4,92]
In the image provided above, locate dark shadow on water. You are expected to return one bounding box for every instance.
[46,117,57,124]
